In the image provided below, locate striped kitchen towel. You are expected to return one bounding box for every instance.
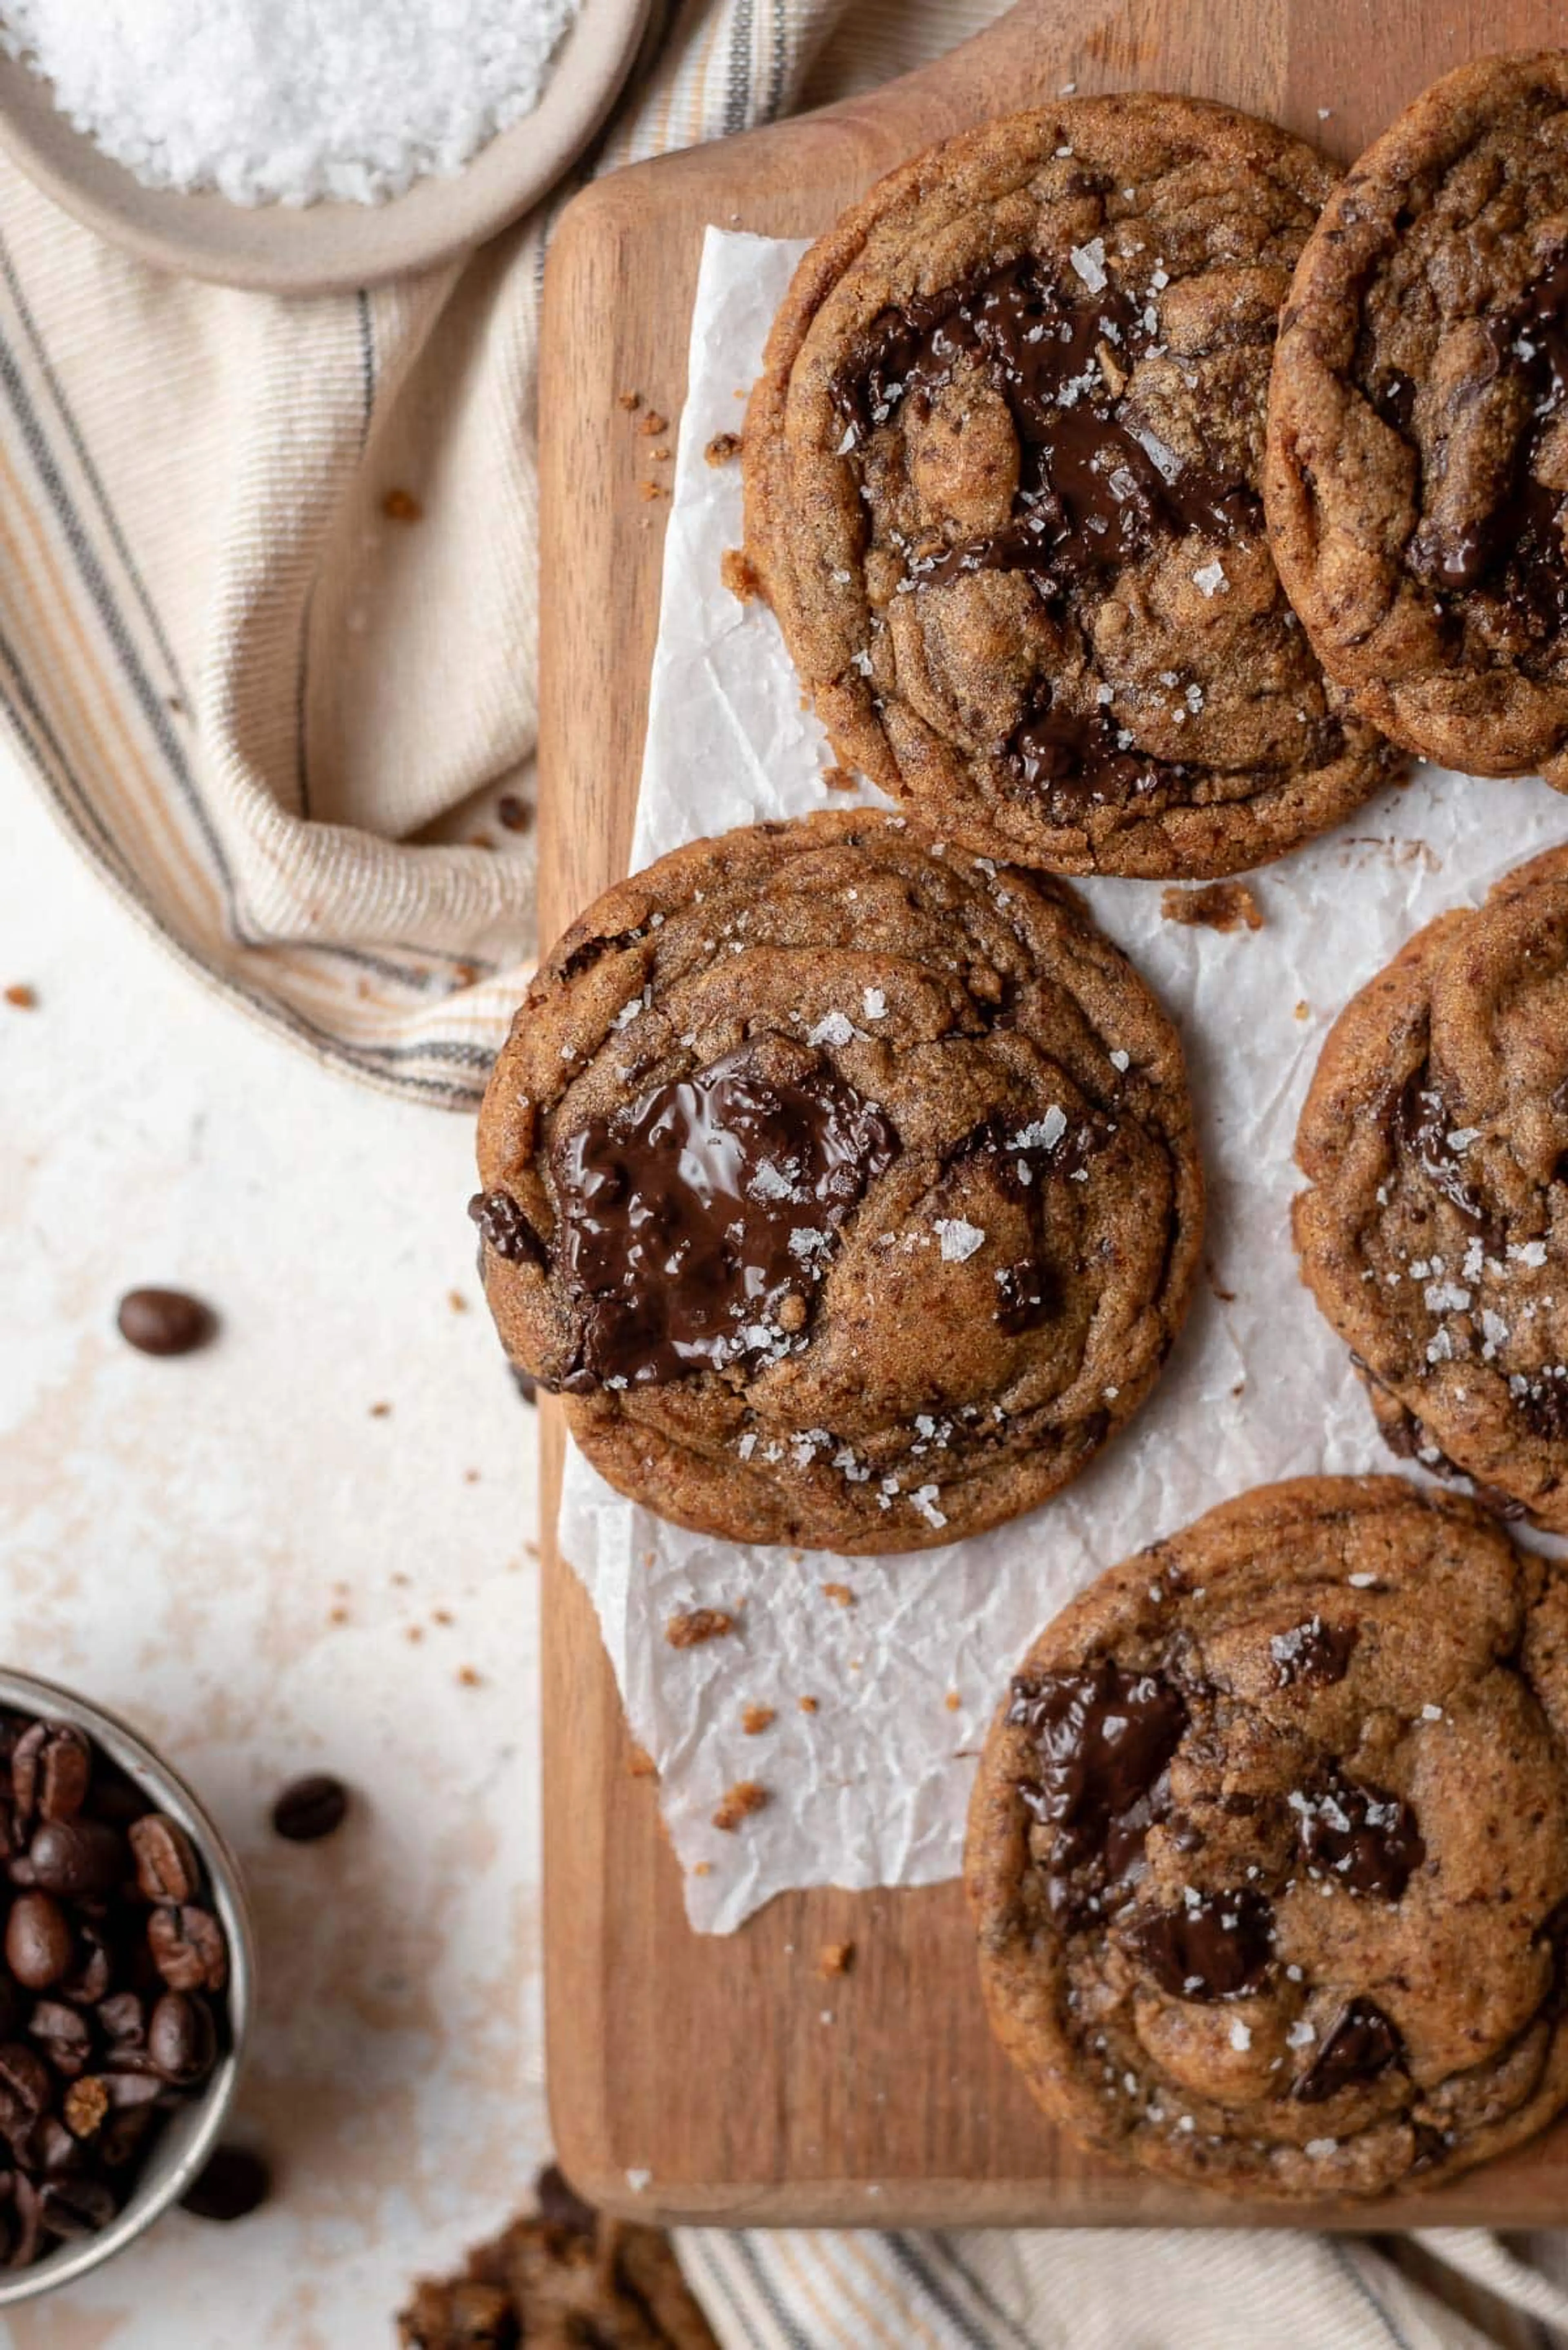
[0,0,1005,1108]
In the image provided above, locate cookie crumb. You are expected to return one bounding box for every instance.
[712,1780,768,1833]
[448,1289,468,1313]
[369,1400,392,1418]
[741,1704,776,1736]
[638,481,666,501]
[457,1666,482,1688]
[1160,882,1262,933]
[798,1695,820,1715]
[382,487,422,522]
[818,1941,855,1978]
[617,390,640,411]
[820,1583,855,1608]
[721,548,761,603]
[666,1607,735,1649]
[944,1691,961,1713]
[627,1745,658,1780]
[639,411,668,437]
[706,430,742,467]
[822,765,858,793]
[4,982,36,1009]
[691,1861,713,1877]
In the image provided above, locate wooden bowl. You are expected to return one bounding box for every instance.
[0,0,656,294]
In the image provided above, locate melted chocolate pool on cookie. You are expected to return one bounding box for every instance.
[831,256,1264,814]
[552,1045,896,1387]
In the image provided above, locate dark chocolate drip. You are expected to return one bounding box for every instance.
[1127,1887,1274,2001]
[1293,1998,1403,2103]
[1294,1775,1424,1900]
[469,1189,544,1266]
[1270,1616,1358,1690]
[1410,254,1568,629]
[552,1044,896,1387]
[1009,1662,1187,1902]
[1002,696,1178,820]
[994,1260,1053,1335]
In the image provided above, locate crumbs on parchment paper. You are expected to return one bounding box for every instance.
[1160,881,1263,932]
[712,1781,768,1832]
[666,1607,735,1649]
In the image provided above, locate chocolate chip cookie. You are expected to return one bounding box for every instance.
[965,1476,1568,2197]
[473,811,1203,1554]
[1295,845,1568,1528]
[743,96,1393,878]
[1267,54,1568,783]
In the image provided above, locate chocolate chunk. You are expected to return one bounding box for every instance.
[993,1260,1052,1334]
[1127,1886,1274,2000]
[552,1043,897,1387]
[1295,1775,1424,1898]
[468,1189,544,1266]
[1393,1073,1490,1227]
[1009,1661,1187,1885]
[270,1775,350,1843]
[1270,1616,1358,1688]
[1294,1998,1403,2102]
[115,1288,215,1357]
[180,2143,272,2222]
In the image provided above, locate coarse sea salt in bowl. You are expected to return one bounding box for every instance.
[0,0,655,292]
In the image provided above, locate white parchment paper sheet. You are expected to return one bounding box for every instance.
[559,228,1568,1934]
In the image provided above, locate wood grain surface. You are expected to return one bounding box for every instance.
[536,0,1568,2226]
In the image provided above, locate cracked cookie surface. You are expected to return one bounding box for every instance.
[1267,53,1568,782]
[473,811,1202,1554]
[744,96,1393,878]
[965,1476,1568,2198]
[1295,844,1568,1530]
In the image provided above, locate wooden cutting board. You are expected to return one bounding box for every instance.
[536,0,1568,2226]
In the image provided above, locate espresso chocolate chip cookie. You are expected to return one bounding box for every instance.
[1267,54,1568,783]
[743,97,1393,879]
[1296,846,1568,1529]
[473,811,1202,1554]
[965,1476,1568,2198]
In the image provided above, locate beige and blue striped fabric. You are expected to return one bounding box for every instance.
[9,0,1568,2338]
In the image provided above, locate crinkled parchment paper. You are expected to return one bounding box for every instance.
[559,228,1568,1934]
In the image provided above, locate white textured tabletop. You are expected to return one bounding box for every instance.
[0,760,546,2346]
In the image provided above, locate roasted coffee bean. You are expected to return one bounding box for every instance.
[39,2174,115,2237]
[101,2069,164,2112]
[96,1991,146,2049]
[29,1818,128,1898]
[0,2045,52,2140]
[56,1922,113,2006]
[270,1775,349,1843]
[6,1894,74,1991]
[11,1724,91,1826]
[115,1288,215,1357]
[147,1904,227,1994]
[97,2105,155,2169]
[180,2143,271,2222]
[147,1993,215,2087]
[128,1815,200,1904]
[27,2002,91,2080]
[32,2115,85,2176]
[6,2172,40,2268]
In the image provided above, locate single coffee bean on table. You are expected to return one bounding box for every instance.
[0,1705,232,2270]
[180,2143,271,2223]
[270,1775,350,1843]
[115,1288,215,1357]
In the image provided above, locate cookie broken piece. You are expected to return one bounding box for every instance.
[396,2164,718,2348]
[744,95,1392,879]
[1267,54,1568,784]
[1295,845,1568,1528]
[473,811,1203,1553]
[965,1476,1568,2198]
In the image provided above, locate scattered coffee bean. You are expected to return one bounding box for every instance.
[180,2143,271,2222]
[270,1775,349,1843]
[5,1893,73,1989]
[129,1814,200,1903]
[115,1288,215,1357]
[0,1703,232,2269]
